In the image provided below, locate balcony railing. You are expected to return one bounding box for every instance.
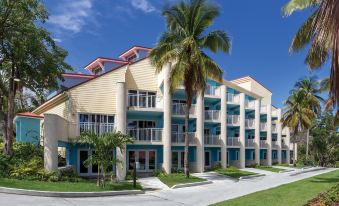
[172,103,196,116]
[171,132,196,144]
[227,115,240,126]
[127,128,162,142]
[128,94,156,108]
[260,140,269,148]
[260,122,267,131]
[245,119,255,129]
[204,135,221,145]
[272,110,278,117]
[227,93,240,104]
[272,141,279,149]
[79,122,115,135]
[245,139,255,147]
[227,137,240,147]
[260,105,267,113]
[205,110,221,121]
[205,85,220,96]
[245,100,255,109]
[272,125,277,133]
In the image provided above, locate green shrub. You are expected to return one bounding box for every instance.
[304,184,339,206]
[212,162,222,171]
[10,157,43,179]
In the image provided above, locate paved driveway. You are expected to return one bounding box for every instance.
[0,168,337,206]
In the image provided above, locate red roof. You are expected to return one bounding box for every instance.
[16,112,44,119]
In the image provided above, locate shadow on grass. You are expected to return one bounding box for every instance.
[310,176,339,183]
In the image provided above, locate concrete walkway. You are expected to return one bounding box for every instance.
[138,177,168,190]
[0,168,337,206]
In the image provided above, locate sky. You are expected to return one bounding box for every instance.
[43,0,330,108]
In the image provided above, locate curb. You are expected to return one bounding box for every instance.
[0,187,144,197]
[278,170,294,173]
[171,180,212,189]
[289,167,326,176]
[239,174,265,180]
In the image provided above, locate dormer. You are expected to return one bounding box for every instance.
[84,57,127,75]
[119,46,151,62]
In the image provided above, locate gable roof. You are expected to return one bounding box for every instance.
[16,112,43,119]
[231,75,272,93]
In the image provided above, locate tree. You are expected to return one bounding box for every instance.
[292,76,322,161]
[149,0,230,177]
[281,90,316,166]
[320,77,339,125]
[0,0,71,155]
[283,0,339,115]
[77,131,134,187]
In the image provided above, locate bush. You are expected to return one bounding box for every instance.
[304,184,339,206]
[212,162,222,171]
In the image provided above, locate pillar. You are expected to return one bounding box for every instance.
[220,85,227,168]
[196,90,205,172]
[277,109,282,164]
[116,81,127,181]
[163,63,172,174]
[266,103,272,166]
[286,127,291,164]
[254,100,260,165]
[44,114,58,172]
[239,93,245,168]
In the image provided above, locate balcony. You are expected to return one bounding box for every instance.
[204,135,221,145]
[260,140,269,148]
[272,110,278,117]
[79,122,115,135]
[272,124,277,133]
[245,139,255,147]
[205,85,220,97]
[171,132,196,144]
[260,122,267,131]
[272,140,279,149]
[205,110,221,122]
[260,105,267,114]
[227,93,240,104]
[127,128,162,142]
[227,115,240,126]
[172,103,196,116]
[245,100,255,110]
[245,119,255,129]
[227,137,240,147]
[128,93,160,110]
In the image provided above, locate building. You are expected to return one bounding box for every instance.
[15,46,294,180]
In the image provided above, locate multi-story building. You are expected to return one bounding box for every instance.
[15,46,294,180]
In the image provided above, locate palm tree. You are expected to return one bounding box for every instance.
[281,90,316,166]
[292,76,322,161]
[78,131,133,187]
[283,0,339,113]
[320,77,339,125]
[149,0,230,177]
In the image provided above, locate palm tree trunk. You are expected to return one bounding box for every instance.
[97,164,100,187]
[184,100,190,178]
[293,142,296,166]
[306,129,309,163]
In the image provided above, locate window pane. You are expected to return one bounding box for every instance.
[172,152,178,169]
[92,151,98,173]
[138,151,146,170]
[108,116,114,123]
[128,151,135,170]
[80,151,88,173]
[149,151,155,170]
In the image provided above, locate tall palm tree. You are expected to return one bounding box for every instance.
[292,76,322,161]
[320,77,339,125]
[283,0,339,113]
[281,90,316,165]
[149,0,231,177]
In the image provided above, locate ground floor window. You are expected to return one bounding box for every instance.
[205,151,211,168]
[127,150,156,172]
[263,151,267,160]
[78,149,113,176]
[172,151,185,170]
[235,151,239,160]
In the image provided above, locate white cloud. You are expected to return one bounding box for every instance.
[53,38,62,43]
[129,0,156,13]
[48,0,93,33]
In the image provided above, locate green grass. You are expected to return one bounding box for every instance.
[211,170,339,206]
[157,173,206,187]
[215,167,256,179]
[254,166,286,173]
[0,178,142,192]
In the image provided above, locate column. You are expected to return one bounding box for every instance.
[239,93,245,169]
[116,81,127,181]
[220,85,227,168]
[44,114,58,172]
[254,100,260,165]
[277,109,282,164]
[162,63,172,174]
[286,127,290,164]
[266,103,272,166]
[196,90,205,172]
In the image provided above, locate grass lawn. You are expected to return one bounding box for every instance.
[211,170,339,206]
[158,173,206,187]
[215,167,256,179]
[0,178,142,192]
[254,166,286,173]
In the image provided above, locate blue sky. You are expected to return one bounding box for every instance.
[44,0,329,108]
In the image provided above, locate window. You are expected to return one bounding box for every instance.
[216,127,221,135]
[235,151,239,160]
[128,90,156,108]
[218,151,221,161]
[126,53,137,62]
[79,151,88,173]
[252,151,255,160]
[92,67,103,75]
[79,114,114,134]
